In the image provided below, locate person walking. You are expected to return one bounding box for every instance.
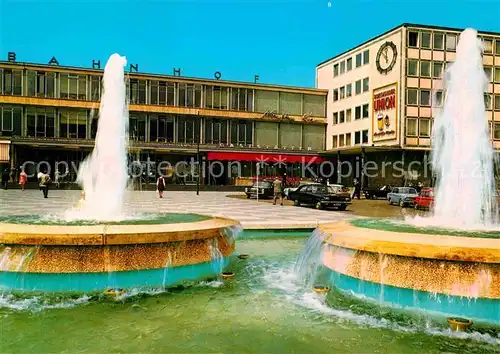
[273,176,283,206]
[19,169,27,191]
[1,168,9,190]
[157,174,166,198]
[352,178,361,200]
[39,171,51,198]
[55,170,61,189]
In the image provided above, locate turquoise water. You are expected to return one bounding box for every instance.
[0,236,499,353]
[351,218,500,238]
[0,213,210,225]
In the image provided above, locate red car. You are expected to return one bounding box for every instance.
[414,188,434,210]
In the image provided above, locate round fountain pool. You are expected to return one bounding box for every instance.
[318,219,500,324]
[0,213,241,292]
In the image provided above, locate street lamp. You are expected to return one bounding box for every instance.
[196,137,200,196]
[256,162,260,203]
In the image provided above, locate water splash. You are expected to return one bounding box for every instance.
[161,251,173,289]
[294,229,327,287]
[72,54,129,221]
[209,238,224,277]
[429,28,498,228]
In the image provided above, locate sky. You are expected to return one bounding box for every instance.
[1,0,499,88]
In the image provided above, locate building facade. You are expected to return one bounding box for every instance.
[0,58,327,186]
[316,23,500,186]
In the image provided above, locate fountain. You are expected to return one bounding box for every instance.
[300,29,500,325]
[0,53,241,292]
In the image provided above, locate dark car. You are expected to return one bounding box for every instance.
[245,180,274,199]
[288,183,351,210]
[363,185,392,199]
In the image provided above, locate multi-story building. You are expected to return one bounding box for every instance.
[316,23,500,186]
[0,57,327,186]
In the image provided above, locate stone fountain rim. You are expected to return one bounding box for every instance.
[0,216,240,246]
[319,220,500,263]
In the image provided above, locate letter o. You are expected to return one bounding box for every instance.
[214,71,221,80]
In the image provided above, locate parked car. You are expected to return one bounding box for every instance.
[284,181,315,199]
[245,180,274,199]
[387,187,418,207]
[414,188,434,210]
[363,185,392,199]
[288,183,351,210]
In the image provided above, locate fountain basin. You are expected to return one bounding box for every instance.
[0,214,240,292]
[319,219,500,324]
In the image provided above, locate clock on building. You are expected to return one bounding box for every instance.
[376,41,397,74]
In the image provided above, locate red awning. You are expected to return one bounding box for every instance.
[207,152,324,164]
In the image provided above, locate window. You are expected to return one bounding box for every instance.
[355,80,361,95]
[362,130,369,144]
[495,94,500,110]
[433,33,444,49]
[205,118,228,144]
[419,119,431,137]
[27,71,56,98]
[339,86,345,100]
[421,33,431,48]
[340,61,346,74]
[355,106,361,120]
[230,120,252,145]
[484,67,493,82]
[338,134,344,147]
[483,39,493,53]
[339,110,345,123]
[346,58,352,71]
[420,90,431,106]
[332,135,338,148]
[230,88,253,111]
[26,107,56,138]
[333,112,338,124]
[345,133,351,146]
[150,115,174,142]
[354,131,361,144]
[129,114,147,141]
[205,86,228,109]
[355,53,362,68]
[496,40,500,55]
[494,123,500,140]
[408,31,419,47]
[406,118,418,136]
[178,84,202,108]
[435,90,444,107]
[362,77,369,92]
[432,62,443,78]
[407,60,418,76]
[177,116,200,144]
[90,75,101,101]
[420,61,431,77]
[363,50,369,65]
[484,93,492,110]
[407,89,418,105]
[346,109,352,122]
[1,69,22,95]
[128,79,147,104]
[362,104,369,119]
[59,110,87,139]
[446,34,457,51]
[333,64,339,77]
[0,106,21,135]
[495,68,500,83]
[346,83,352,97]
[333,89,339,101]
[60,74,86,100]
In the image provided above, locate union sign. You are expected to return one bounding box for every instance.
[372,82,398,143]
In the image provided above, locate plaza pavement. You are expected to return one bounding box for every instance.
[0,189,353,229]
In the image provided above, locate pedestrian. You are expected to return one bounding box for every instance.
[1,168,9,190]
[76,191,85,209]
[19,169,27,191]
[39,171,51,198]
[273,176,283,206]
[37,171,43,191]
[352,178,361,200]
[55,170,61,189]
[157,174,166,198]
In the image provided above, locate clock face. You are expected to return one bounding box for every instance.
[376,41,397,74]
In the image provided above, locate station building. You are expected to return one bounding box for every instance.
[0,57,327,186]
[316,23,500,187]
